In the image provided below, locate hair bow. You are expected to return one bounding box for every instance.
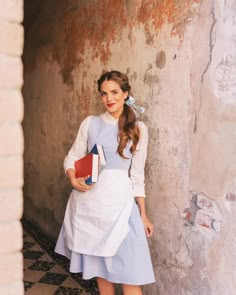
[125,96,145,115]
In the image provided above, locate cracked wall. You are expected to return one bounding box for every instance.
[188,1,236,294]
[23,0,236,294]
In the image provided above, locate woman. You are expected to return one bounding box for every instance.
[55,70,155,295]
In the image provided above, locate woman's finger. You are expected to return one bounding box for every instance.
[146,223,154,237]
[145,226,151,237]
[149,226,154,237]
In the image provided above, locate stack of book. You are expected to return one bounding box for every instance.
[75,144,106,184]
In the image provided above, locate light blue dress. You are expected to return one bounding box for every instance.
[55,114,155,285]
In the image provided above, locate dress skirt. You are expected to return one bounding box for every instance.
[55,201,155,285]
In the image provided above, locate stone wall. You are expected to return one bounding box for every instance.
[23,0,236,294]
[0,1,24,294]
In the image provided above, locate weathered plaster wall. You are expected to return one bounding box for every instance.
[23,0,236,294]
[187,1,236,294]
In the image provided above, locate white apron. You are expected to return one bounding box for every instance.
[63,169,135,257]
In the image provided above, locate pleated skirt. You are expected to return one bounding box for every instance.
[55,202,155,285]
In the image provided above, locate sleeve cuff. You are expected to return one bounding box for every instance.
[132,182,146,197]
[64,157,76,175]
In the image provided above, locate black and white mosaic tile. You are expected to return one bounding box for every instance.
[29,261,56,272]
[22,217,99,295]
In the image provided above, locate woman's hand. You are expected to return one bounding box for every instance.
[70,175,95,192]
[141,214,154,238]
[135,197,154,238]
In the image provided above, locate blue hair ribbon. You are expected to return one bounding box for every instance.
[125,96,145,115]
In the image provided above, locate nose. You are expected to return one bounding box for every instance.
[107,93,113,101]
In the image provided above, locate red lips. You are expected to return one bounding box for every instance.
[107,103,116,107]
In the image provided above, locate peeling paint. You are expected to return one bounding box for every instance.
[182,191,223,239]
[225,192,236,202]
[24,0,201,88]
[224,192,236,213]
[156,51,166,69]
[144,72,159,84]
[138,0,200,42]
[214,53,236,103]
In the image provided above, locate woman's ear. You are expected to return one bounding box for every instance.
[124,91,129,100]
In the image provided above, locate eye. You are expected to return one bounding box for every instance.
[111,90,118,95]
[100,92,107,97]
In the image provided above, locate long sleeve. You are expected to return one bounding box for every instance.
[130,121,149,197]
[63,116,92,172]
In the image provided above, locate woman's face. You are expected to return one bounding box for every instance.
[99,80,128,118]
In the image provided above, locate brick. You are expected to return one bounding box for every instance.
[0,221,22,254]
[0,56,23,89]
[0,157,23,188]
[0,21,24,56]
[0,90,24,122]
[0,282,24,295]
[0,189,23,222]
[0,252,23,284]
[0,123,23,156]
[0,0,23,23]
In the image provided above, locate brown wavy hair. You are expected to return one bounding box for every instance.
[97,71,140,158]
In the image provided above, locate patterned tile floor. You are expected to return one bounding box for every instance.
[22,218,99,295]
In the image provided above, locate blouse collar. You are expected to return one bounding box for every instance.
[100,111,119,125]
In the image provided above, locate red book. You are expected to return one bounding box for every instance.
[75,153,99,184]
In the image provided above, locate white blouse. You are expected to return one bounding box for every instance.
[64,111,148,197]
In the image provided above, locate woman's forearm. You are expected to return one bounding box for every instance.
[66,168,76,182]
[135,197,147,217]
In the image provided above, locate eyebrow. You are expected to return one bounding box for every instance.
[100,89,119,93]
